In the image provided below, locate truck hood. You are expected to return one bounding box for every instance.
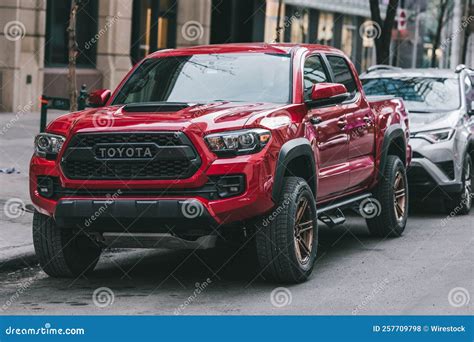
[46,102,286,136]
[409,110,460,133]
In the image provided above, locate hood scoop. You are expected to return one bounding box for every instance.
[122,102,192,113]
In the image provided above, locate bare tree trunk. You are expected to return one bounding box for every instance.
[431,0,448,67]
[68,0,78,112]
[275,0,283,42]
[369,0,399,65]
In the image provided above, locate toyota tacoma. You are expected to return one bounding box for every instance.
[30,43,411,283]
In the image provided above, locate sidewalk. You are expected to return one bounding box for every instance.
[0,110,63,269]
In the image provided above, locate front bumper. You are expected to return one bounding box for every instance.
[30,142,277,231]
[407,137,465,195]
[408,158,463,194]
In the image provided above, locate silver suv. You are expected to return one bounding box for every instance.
[361,65,473,214]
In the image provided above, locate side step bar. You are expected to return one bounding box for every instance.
[316,193,373,228]
[102,233,217,250]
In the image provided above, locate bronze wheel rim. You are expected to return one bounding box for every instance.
[294,197,314,265]
[393,171,407,222]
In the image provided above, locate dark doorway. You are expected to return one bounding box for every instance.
[130,0,177,65]
[211,0,266,43]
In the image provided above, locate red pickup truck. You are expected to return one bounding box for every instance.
[30,43,410,283]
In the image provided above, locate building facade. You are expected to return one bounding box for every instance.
[0,0,471,112]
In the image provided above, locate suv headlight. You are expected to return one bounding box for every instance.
[34,133,65,157]
[411,128,455,143]
[205,129,271,156]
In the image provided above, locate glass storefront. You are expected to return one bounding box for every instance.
[130,0,177,64]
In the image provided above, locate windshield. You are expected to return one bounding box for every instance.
[112,53,291,105]
[362,77,460,112]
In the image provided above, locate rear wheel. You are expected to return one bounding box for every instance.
[366,155,408,237]
[33,211,102,278]
[255,177,318,283]
[444,154,472,215]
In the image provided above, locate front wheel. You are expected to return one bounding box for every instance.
[366,155,408,237]
[33,211,102,278]
[255,177,318,283]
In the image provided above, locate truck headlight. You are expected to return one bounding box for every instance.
[205,129,271,156]
[411,128,455,144]
[34,133,65,158]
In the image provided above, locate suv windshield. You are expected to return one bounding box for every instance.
[362,77,460,112]
[112,53,291,105]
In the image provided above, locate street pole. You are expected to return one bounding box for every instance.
[412,2,421,68]
[450,0,462,67]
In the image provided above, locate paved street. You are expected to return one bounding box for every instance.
[0,112,472,315]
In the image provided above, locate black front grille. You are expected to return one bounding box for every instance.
[61,132,201,180]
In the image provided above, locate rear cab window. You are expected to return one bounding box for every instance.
[326,55,359,99]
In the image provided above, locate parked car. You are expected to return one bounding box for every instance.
[361,65,473,214]
[30,44,410,283]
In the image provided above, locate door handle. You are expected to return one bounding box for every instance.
[337,119,347,129]
[363,116,372,124]
[310,117,323,125]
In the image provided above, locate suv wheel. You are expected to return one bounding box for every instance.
[444,154,472,215]
[255,177,318,283]
[366,155,408,237]
[33,211,102,278]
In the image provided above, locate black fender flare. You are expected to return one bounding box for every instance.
[378,124,407,179]
[272,138,316,202]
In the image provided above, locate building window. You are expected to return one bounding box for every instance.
[317,12,333,46]
[341,16,355,58]
[131,0,177,65]
[44,0,98,67]
[283,6,309,43]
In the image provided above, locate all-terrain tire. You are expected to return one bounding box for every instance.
[33,211,102,278]
[444,154,472,215]
[255,177,318,283]
[366,155,408,237]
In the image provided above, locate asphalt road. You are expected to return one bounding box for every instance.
[0,204,472,315]
[0,112,472,315]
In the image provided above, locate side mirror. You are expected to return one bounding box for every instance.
[308,83,350,107]
[88,89,111,107]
